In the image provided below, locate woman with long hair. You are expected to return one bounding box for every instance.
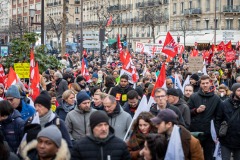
[126,112,157,160]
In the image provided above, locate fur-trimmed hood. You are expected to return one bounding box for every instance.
[20,139,70,160]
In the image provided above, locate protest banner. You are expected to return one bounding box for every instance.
[188,57,203,73]
[135,42,163,54]
[14,63,30,78]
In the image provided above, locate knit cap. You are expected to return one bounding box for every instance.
[37,125,62,147]
[77,91,90,105]
[90,111,109,131]
[232,83,240,95]
[6,85,21,98]
[34,91,51,110]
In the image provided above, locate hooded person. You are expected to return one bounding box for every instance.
[71,111,131,160]
[28,91,72,148]
[190,74,200,92]
[21,125,71,160]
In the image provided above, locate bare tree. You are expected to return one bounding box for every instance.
[61,0,67,56]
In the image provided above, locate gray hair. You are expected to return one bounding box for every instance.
[104,94,116,103]
[54,72,63,78]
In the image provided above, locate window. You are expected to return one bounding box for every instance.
[197,0,201,8]
[227,0,233,6]
[216,0,220,11]
[75,7,79,14]
[206,0,210,11]
[189,1,192,9]
[226,19,233,30]
[173,3,176,14]
[205,20,209,29]
[214,19,218,29]
[181,2,184,14]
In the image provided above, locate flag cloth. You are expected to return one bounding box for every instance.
[224,40,232,52]
[29,62,40,101]
[0,64,6,84]
[190,49,198,57]
[6,67,18,89]
[211,120,222,160]
[151,63,166,97]
[81,59,90,82]
[164,125,185,160]
[106,15,112,27]
[225,50,236,62]
[217,41,225,51]
[162,32,178,58]
[30,48,35,81]
[174,73,183,93]
[202,60,208,75]
[182,75,190,93]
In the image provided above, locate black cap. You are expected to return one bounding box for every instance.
[167,88,179,97]
[151,109,178,125]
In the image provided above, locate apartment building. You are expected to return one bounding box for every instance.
[0,0,11,43]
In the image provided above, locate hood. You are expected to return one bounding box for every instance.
[198,89,214,97]
[87,126,115,145]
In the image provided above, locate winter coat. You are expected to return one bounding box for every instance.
[122,101,139,118]
[215,96,240,149]
[179,125,204,160]
[56,101,75,121]
[20,139,71,160]
[105,103,132,139]
[71,128,131,160]
[188,89,221,135]
[0,109,25,153]
[65,107,96,140]
[18,99,35,121]
[150,103,186,127]
[110,84,134,106]
[55,78,69,103]
[174,98,191,129]
[90,101,104,111]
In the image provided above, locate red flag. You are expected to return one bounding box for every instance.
[190,49,198,57]
[202,50,210,59]
[30,62,40,101]
[178,45,184,54]
[81,59,90,82]
[83,49,87,57]
[178,57,183,64]
[166,56,172,62]
[225,40,232,52]
[217,41,225,51]
[30,48,35,81]
[152,45,156,55]
[162,32,178,58]
[151,63,166,97]
[106,15,112,27]
[117,34,122,52]
[225,50,236,62]
[120,49,131,69]
[6,67,18,89]
[0,64,5,84]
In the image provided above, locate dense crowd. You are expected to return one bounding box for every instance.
[0,49,240,160]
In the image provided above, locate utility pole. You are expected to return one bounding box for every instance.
[61,0,67,56]
[41,0,44,45]
[214,0,217,46]
[80,0,83,60]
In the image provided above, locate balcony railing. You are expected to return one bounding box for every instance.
[184,8,202,15]
[107,4,132,12]
[136,1,162,9]
[223,5,240,12]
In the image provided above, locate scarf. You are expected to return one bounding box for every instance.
[62,101,75,113]
[40,110,52,128]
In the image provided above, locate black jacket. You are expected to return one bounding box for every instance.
[110,84,134,106]
[215,96,240,149]
[188,89,221,135]
[122,101,139,118]
[174,98,191,129]
[71,128,131,160]
[150,103,186,127]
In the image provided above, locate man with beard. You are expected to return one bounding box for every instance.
[183,84,194,102]
[103,95,132,139]
[188,75,221,160]
[71,111,131,159]
[215,83,240,160]
[110,75,134,106]
[54,72,68,104]
[123,90,140,118]
[65,91,96,141]
[76,75,87,90]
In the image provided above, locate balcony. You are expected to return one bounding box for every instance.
[107,4,132,12]
[223,5,240,15]
[184,8,202,17]
[75,1,80,4]
[47,3,53,7]
[136,1,162,9]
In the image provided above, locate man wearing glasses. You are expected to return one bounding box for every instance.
[150,88,186,127]
[6,85,35,121]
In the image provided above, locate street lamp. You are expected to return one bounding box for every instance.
[29,0,44,45]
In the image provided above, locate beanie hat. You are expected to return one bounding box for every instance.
[34,91,51,110]
[90,111,109,131]
[77,91,90,105]
[190,74,199,81]
[232,83,240,95]
[37,125,62,147]
[6,85,21,98]
[92,72,98,79]
[167,88,179,97]
[24,123,42,143]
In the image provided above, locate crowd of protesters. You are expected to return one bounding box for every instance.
[0,47,240,160]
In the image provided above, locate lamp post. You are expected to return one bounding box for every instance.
[75,18,80,56]
[29,0,44,45]
[80,0,83,60]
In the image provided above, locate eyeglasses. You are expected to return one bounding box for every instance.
[7,98,15,102]
[155,95,166,99]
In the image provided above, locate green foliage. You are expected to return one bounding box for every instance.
[4,32,61,73]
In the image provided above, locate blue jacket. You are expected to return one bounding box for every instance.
[0,110,25,153]
[20,99,35,121]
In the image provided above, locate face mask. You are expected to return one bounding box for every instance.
[220,93,224,97]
